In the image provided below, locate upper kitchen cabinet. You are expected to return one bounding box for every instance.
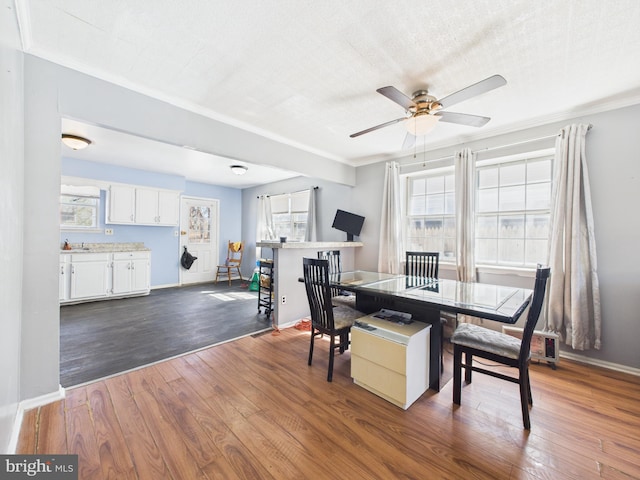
[107,184,179,226]
[107,185,136,224]
[135,188,180,226]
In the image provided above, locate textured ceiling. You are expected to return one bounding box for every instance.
[16,0,640,181]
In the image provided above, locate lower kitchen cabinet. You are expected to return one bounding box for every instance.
[60,251,151,304]
[69,253,110,300]
[112,252,150,295]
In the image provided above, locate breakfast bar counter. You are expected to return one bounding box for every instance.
[256,241,363,326]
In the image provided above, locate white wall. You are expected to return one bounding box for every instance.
[354,104,640,369]
[0,0,24,453]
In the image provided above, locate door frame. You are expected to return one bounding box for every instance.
[179,195,220,286]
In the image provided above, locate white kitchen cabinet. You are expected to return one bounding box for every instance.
[69,253,111,300]
[61,250,151,304]
[135,188,179,226]
[107,185,136,224]
[59,256,70,301]
[112,251,150,295]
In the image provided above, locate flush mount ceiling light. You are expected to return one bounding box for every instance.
[230,165,248,175]
[405,112,441,136]
[61,134,92,150]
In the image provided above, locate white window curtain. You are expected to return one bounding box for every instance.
[256,195,276,241]
[455,148,476,283]
[546,123,601,350]
[304,187,318,241]
[378,161,404,274]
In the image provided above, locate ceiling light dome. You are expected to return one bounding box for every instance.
[61,134,92,150]
[230,165,248,175]
[405,113,441,136]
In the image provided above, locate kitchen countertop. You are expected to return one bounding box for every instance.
[256,241,363,249]
[60,242,150,253]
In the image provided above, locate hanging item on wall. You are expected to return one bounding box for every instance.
[181,246,197,270]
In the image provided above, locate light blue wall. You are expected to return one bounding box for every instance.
[61,158,242,286]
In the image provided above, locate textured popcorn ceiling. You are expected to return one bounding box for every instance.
[17,0,640,176]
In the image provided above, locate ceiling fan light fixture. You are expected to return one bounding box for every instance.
[61,133,92,150]
[230,164,248,175]
[406,114,441,136]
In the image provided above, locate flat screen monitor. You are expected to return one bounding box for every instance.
[332,209,365,241]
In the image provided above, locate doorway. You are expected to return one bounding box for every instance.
[180,196,220,285]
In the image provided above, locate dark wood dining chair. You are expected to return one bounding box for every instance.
[405,251,439,278]
[302,257,364,381]
[450,266,551,429]
[317,250,356,307]
[405,251,445,372]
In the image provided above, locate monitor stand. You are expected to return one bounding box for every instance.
[346,233,354,242]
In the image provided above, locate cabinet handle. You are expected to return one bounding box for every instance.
[61,266,64,275]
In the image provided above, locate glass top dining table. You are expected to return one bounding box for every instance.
[329,271,533,324]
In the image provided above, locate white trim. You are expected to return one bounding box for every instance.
[151,283,181,290]
[14,0,32,51]
[7,385,65,453]
[559,352,640,377]
[60,176,181,195]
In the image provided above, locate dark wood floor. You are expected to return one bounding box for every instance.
[60,281,272,387]
[20,327,640,479]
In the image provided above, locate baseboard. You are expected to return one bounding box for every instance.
[560,351,640,377]
[7,385,65,454]
[151,283,180,290]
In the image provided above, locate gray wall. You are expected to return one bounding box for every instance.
[353,104,640,369]
[16,54,357,404]
[241,176,355,274]
[0,0,24,453]
[5,36,639,447]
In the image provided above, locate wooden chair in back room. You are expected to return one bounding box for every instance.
[215,241,244,285]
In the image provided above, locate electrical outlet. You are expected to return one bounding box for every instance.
[105,228,114,235]
[281,295,286,305]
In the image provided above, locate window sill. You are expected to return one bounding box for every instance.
[439,262,536,278]
[60,227,103,234]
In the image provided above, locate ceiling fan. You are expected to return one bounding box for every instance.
[350,74,507,149]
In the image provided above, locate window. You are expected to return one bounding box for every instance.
[475,156,552,267]
[270,190,310,241]
[403,151,553,269]
[406,170,456,260]
[60,185,100,230]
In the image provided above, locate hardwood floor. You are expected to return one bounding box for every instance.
[60,281,271,387]
[19,327,640,479]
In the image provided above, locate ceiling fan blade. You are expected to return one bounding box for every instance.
[402,132,416,150]
[435,111,491,127]
[437,74,507,109]
[376,86,416,110]
[349,117,406,138]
